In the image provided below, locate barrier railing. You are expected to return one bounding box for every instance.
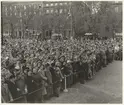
[7,71,84,103]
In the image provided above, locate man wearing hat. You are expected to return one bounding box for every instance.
[72,56,80,84]
[52,61,64,97]
[32,67,46,102]
[25,70,36,103]
[1,74,13,103]
[6,75,20,100]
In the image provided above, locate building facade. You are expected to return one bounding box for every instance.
[113,1,122,33]
[2,1,122,39]
[42,1,72,39]
[2,1,43,38]
[2,1,72,39]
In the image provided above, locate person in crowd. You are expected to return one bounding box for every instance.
[72,56,80,84]
[1,36,122,103]
[1,76,13,103]
[82,51,89,81]
[52,62,64,97]
[90,52,96,76]
[78,56,86,84]
[32,67,45,103]
[58,56,66,91]
[44,63,53,99]
[66,60,73,87]
[25,70,35,103]
[6,75,20,100]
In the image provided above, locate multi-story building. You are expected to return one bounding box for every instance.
[42,1,72,39]
[112,1,122,33]
[2,1,43,38]
[99,1,122,38]
[2,1,72,39]
[2,1,121,39]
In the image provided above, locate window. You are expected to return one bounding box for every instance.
[24,5,26,10]
[64,9,67,12]
[115,7,118,12]
[46,10,49,13]
[60,3,63,6]
[64,3,67,5]
[10,6,12,10]
[20,19,22,22]
[51,3,53,6]
[34,5,36,9]
[39,11,41,15]
[5,7,7,11]
[34,11,36,14]
[51,9,53,13]
[20,12,22,17]
[29,12,32,15]
[46,4,49,6]
[55,3,58,6]
[5,12,7,16]
[24,12,26,16]
[60,9,63,13]
[69,2,71,5]
[55,9,58,13]
[10,13,12,16]
[15,12,17,16]
[15,6,16,9]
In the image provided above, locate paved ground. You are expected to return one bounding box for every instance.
[46,61,122,103]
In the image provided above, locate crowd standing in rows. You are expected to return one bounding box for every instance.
[1,37,122,103]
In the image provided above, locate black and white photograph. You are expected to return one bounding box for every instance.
[1,1,122,103]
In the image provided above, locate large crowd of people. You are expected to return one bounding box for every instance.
[1,37,122,103]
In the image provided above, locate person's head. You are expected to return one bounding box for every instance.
[23,68,28,74]
[74,56,78,62]
[33,68,38,74]
[63,61,66,65]
[44,63,50,69]
[40,65,44,70]
[55,61,60,67]
[37,61,41,68]
[27,70,32,76]
[67,60,71,64]
[51,62,55,67]
[1,77,5,84]
[59,56,65,62]
[9,75,15,82]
